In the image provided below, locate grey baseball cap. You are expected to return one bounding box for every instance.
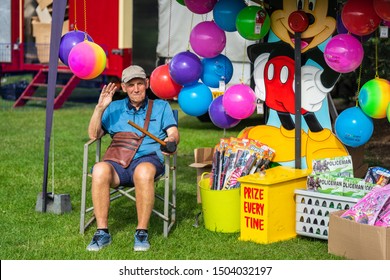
[122,65,146,83]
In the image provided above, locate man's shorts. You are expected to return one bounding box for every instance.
[106,153,164,186]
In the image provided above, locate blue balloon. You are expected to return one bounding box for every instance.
[213,0,247,32]
[178,83,213,116]
[335,106,374,147]
[208,95,240,128]
[201,54,234,88]
[169,51,203,86]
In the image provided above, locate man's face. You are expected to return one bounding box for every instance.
[122,78,149,105]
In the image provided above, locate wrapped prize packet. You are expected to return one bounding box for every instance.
[364,166,390,187]
[341,184,390,226]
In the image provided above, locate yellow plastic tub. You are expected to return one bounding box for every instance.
[199,174,240,233]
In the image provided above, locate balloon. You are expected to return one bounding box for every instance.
[374,0,390,21]
[336,14,373,42]
[176,0,185,6]
[59,31,93,66]
[169,51,202,86]
[209,95,240,129]
[236,6,270,40]
[324,34,364,73]
[387,102,390,122]
[184,0,217,14]
[358,78,390,119]
[150,64,182,99]
[335,106,374,147]
[178,82,213,116]
[213,0,247,32]
[222,84,256,119]
[68,41,106,80]
[190,21,226,58]
[341,0,381,36]
[201,54,233,88]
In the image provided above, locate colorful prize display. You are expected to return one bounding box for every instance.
[222,84,256,119]
[208,95,240,129]
[213,0,247,32]
[387,102,390,122]
[189,21,226,58]
[341,0,381,36]
[68,41,106,80]
[150,64,182,99]
[178,82,213,117]
[358,78,390,119]
[201,54,233,88]
[324,34,364,73]
[169,51,203,86]
[335,106,374,147]
[236,5,270,40]
[184,0,217,14]
[59,30,93,66]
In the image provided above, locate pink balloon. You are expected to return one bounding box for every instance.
[68,41,107,79]
[222,84,257,119]
[184,0,218,14]
[190,21,226,58]
[324,34,364,73]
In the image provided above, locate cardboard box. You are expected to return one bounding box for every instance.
[328,210,390,260]
[31,18,69,63]
[237,166,310,244]
[189,147,214,203]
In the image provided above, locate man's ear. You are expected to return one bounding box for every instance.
[145,78,150,89]
[121,82,127,92]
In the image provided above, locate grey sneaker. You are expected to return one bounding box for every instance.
[86,230,112,251]
[134,230,150,251]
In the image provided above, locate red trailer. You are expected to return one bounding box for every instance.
[0,0,133,108]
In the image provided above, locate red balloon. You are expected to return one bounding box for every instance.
[150,64,182,99]
[374,0,390,21]
[341,0,381,36]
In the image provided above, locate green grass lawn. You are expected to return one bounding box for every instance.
[0,94,343,260]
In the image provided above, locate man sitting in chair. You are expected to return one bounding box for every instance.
[87,65,179,252]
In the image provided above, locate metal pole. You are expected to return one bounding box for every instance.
[294,32,302,169]
[41,0,67,212]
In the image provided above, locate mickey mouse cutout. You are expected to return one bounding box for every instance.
[245,0,349,171]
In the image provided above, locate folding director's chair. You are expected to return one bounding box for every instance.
[79,111,178,237]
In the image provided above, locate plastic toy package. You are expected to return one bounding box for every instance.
[364,166,390,187]
[341,184,390,226]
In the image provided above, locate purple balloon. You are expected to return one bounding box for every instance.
[169,51,203,86]
[324,34,364,73]
[184,0,218,14]
[59,30,93,66]
[209,95,240,129]
[190,21,226,58]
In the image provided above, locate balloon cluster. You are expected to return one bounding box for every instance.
[59,30,106,80]
[149,0,266,128]
[324,0,390,73]
[335,78,390,147]
[333,0,390,146]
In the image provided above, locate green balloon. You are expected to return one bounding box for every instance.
[236,6,270,40]
[176,0,185,6]
[387,102,390,123]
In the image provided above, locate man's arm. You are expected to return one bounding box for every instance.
[88,83,117,140]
